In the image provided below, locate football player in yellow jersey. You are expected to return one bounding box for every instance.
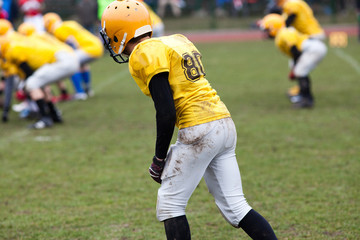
[0,19,80,128]
[43,12,104,100]
[101,1,278,239]
[261,13,327,108]
[277,0,325,40]
[17,22,75,102]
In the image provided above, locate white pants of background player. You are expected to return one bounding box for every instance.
[310,31,326,41]
[157,117,252,227]
[25,51,79,90]
[290,39,327,78]
[75,49,97,66]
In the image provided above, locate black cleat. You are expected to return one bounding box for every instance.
[292,96,314,109]
[52,109,63,123]
[28,117,54,129]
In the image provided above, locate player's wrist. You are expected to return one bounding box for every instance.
[153,156,165,167]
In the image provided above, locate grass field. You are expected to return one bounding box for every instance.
[1,35,359,239]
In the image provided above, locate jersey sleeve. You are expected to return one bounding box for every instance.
[5,45,27,66]
[282,1,298,16]
[283,28,298,48]
[0,60,22,78]
[54,24,72,43]
[129,40,170,96]
[275,28,298,56]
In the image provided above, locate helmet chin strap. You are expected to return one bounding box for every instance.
[118,33,127,54]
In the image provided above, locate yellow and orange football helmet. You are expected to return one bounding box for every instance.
[0,19,13,36]
[100,0,152,64]
[0,19,14,56]
[43,12,62,34]
[260,14,285,38]
[17,22,36,36]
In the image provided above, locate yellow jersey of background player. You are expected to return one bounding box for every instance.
[2,34,71,71]
[282,0,325,39]
[52,20,103,58]
[275,27,308,57]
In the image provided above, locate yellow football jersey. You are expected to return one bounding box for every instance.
[2,35,63,71]
[282,0,324,36]
[129,34,231,129]
[29,32,73,53]
[0,59,24,78]
[0,33,26,77]
[275,27,308,57]
[53,21,103,58]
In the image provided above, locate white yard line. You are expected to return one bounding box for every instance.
[333,48,360,75]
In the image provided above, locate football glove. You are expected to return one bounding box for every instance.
[149,156,165,184]
[288,69,296,80]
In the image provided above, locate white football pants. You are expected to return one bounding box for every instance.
[25,51,80,90]
[157,117,252,227]
[310,31,326,41]
[75,49,97,66]
[293,39,327,77]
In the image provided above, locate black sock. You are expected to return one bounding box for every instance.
[238,209,277,240]
[298,76,312,99]
[47,101,59,119]
[35,99,49,118]
[164,215,191,240]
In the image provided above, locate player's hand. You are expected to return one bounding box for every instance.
[288,69,296,80]
[149,156,165,184]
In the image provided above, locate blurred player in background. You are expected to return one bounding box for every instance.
[157,0,181,18]
[0,67,14,122]
[76,0,98,34]
[276,0,325,40]
[43,12,104,100]
[261,13,327,108]
[18,0,45,32]
[0,0,9,19]
[100,1,278,239]
[138,0,164,37]
[0,19,79,128]
[18,22,74,102]
[268,0,325,101]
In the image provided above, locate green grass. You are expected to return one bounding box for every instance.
[1,37,359,239]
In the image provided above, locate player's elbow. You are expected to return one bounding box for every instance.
[158,107,176,125]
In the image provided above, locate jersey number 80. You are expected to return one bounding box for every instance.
[182,50,206,82]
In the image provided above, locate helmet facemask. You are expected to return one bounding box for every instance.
[260,14,285,38]
[100,22,129,64]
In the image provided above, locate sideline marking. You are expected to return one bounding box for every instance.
[333,48,360,75]
[0,69,129,148]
